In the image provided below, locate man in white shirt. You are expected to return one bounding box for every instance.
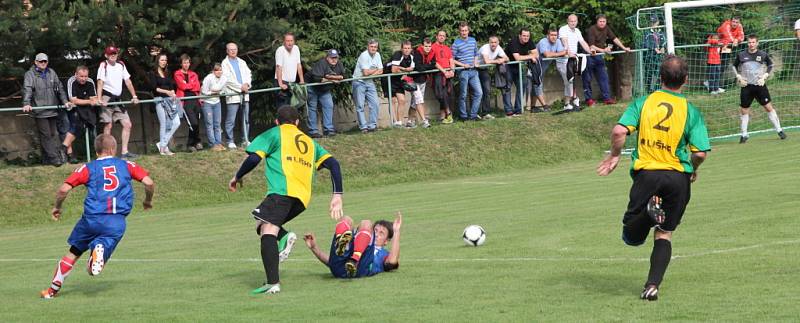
[96,46,140,159]
[558,14,594,112]
[478,36,510,117]
[275,33,305,107]
[221,42,253,149]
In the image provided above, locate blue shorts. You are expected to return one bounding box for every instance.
[67,214,127,261]
[327,232,375,279]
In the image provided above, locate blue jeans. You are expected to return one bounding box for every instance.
[307,86,335,134]
[352,80,379,130]
[202,102,222,145]
[509,66,528,114]
[225,100,249,144]
[155,99,181,147]
[707,64,722,91]
[457,69,483,119]
[582,55,612,101]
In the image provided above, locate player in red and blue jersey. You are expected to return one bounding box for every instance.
[303,212,401,278]
[40,134,154,299]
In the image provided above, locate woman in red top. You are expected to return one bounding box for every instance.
[174,54,203,151]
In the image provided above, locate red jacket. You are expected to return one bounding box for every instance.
[716,20,744,46]
[173,69,201,97]
[431,42,452,69]
[706,38,721,64]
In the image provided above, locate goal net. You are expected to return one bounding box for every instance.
[627,0,800,140]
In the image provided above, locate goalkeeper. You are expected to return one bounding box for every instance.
[733,34,787,143]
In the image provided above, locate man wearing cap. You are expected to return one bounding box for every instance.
[96,46,140,159]
[306,49,345,137]
[275,32,305,108]
[23,53,73,166]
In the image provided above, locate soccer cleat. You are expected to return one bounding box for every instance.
[250,283,281,295]
[40,288,58,299]
[278,232,297,263]
[334,231,352,257]
[345,259,358,278]
[640,284,659,301]
[778,131,787,140]
[88,244,105,276]
[647,196,665,225]
[739,136,749,144]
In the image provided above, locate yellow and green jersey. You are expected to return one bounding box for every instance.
[246,124,332,207]
[619,89,711,176]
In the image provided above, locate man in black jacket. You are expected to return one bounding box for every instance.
[411,38,436,128]
[22,53,73,166]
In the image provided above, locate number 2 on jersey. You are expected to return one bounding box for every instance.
[653,102,673,132]
[103,166,119,191]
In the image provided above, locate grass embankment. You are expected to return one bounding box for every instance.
[0,104,629,226]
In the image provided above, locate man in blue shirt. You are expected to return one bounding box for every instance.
[451,22,483,121]
[352,39,383,133]
[533,29,567,113]
[304,212,402,278]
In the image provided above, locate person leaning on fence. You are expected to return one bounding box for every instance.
[432,30,456,124]
[559,14,594,112]
[62,65,99,164]
[306,49,345,138]
[352,39,383,133]
[275,32,305,108]
[149,53,180,156]
[383,41,415,128]
[201,63,227,152]
[716,16,745,84]
[96,46,140,159]
[22,52,73,166]
[221,42,253,149]
[705,34,724,95]
[174,54,203,152]
[642,15,665,93]
[583,14,632,106]
[533,28,567,113]
[507,28,537,116]
[411,38,436,128]
[478,35,511,118]
[451,22,483,122]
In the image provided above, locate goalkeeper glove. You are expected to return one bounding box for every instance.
[756,73,769,86]
[735,74,747,87]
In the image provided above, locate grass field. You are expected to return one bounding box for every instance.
[1,135,798,322]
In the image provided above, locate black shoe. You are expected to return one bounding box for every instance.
[739,136,749,144]
[641,284,659,301]
[309,133,323,139]
[542,105,551,112]
[778,131,787,140]
[324,131,336,137]
[68,154,80,164]
[532,107,544,113]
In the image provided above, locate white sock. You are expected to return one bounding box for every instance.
[740,114,750,137]
[767,110,783,132]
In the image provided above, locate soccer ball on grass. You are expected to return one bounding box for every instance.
[462,225,486,246]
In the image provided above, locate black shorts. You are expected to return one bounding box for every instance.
[740,85,771,108]
[621,170,691,245]
[252,194,305,234]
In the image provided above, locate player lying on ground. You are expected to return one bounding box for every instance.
[304,212,401,278]
[40,134,155,299]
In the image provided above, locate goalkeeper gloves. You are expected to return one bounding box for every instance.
[735,74,747,87]
[756,73,769,86]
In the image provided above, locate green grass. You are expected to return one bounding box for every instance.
[1,136,798,322]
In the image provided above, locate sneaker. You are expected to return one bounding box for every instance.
[442,115,454,124]
[88,244,104,276]
[309,133,323,139]
[703,80,710,91]
[334,231,352,257]
[778,131,787,140]
[586,99,596,107]
[393,121,404,128]
[361,129,369,134]
[542,105,551,112]
[482,114,495,120]
[505,112,514,117]
[250,283,281,295]
[422,119,431,128]
[603,98,617,105]
[211,144,226,152]
[513,113,523,117]
[562,104,574,112]
[739,136,749,144]
[163,146,175,156]
[323,131,337,137]
[188,146,198,153]
[278,232,297,263]
[345,259,358,278]
[40,288,58,299]
[68,152,79,164]
[195,143,203,150]
[646,196,665,225]
[532,107,544,113]
[227,142,237,149]
[120,152,138,159]
[717,88,726,93]
[640,284,659,301]
[240,141,251,149]
[405,121,417,129]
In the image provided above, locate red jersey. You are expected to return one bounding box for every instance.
[706,38,721,64]
[432,42,452,69]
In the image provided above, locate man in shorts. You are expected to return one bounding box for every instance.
[733,34,786,143]
[96,46,140,159]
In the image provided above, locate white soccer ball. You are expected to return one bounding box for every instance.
[463,225,486,246]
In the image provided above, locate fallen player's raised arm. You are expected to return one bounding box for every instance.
[384,212,402,271]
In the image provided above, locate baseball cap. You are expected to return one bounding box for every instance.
[105,46,120,55]
[35,53,48,62]
[326,49,340,58]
